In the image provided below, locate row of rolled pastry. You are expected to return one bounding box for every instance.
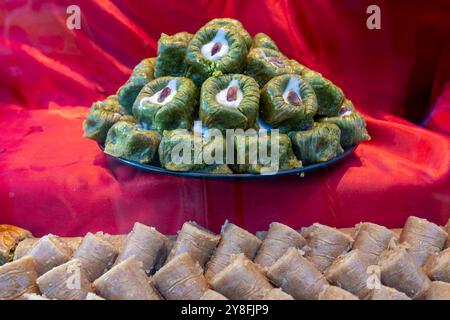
[0,217,449,300]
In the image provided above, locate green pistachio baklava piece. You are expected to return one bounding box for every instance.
[132,77,198,132]
[261,74,318,132]
[301,69,344,117]
[117,58,156,113]
[204,18,252,50]
[83,95,134,144]
[155,32,193,78]
[245,47,294,87]
[104,121,161,164]
[289,59,307,75]
[289,122,344,165]
[231,133,301,174]
[158,129,232,173]
[252,33,279,51]
[200,74,260,130]
[319,99,371,147]
[185,26,248,86]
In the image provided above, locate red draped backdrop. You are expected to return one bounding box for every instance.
[0,0,449,236]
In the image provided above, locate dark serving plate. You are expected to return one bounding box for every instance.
[99,143,357,180]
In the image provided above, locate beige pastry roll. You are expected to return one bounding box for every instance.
[22,293,50,300]
[15,237,82,261]
[365,285,411,300]
[85,292,105,300]
[13,238,38,260]
[324,249,373,299]
[423,248,450,282]
[378,247,431,299]
[199,289,228,300]
[0,256,39,299]
[254,222,306,268]
[399,216,447,266]
[28,235,73,275]
[266,247,328,300]
[318,286,359,300]
[445,220,450,249]
[211,254,273,300]
[153,252,209,300]
[93,256,161,300]
[301,223,353,271]
[424,281,450,300]
[352,222,397,263]
[205,222,261,280]
[166,221,220,267]
[115,222,172,274]
[262,288,294,300]
[73,233,118,282]
[37,259,93,300]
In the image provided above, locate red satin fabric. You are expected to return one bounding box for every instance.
[0,0,449,236]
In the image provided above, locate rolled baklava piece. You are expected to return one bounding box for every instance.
[14,237,82,261]
[252,33,279,51]
[204,18,252,50]
[22,293,49,300]
[166,221,220,267]
[37,259,93,300]
[245,47,294,87]
[301,223,353,271]
[205,222,261,280]
[0,256,39,299]
[301,69,344,116]
[423,248,450,282]
[317,286,359,300]
[28,235,73,275]
[186,26,248,85]
[352,222,397,264]
[85,292,105,300]
[266,247,328,300]
[289,123,344,165]
[365,285,411,300]
[72,233,118,282]
[254,222,307,268]
[133,77,198,131]
[378,247,431,299]
[211,254,273,300]
[0,224,32,265]
[83,95,134,144]
[262,288,294,300]
[153,253,209,300]
[200,74,260,130]
[117,57,155,113]
[155,32,192,78]
[319,99,371,147]
[115,222,171,275]
[199,289,228,300]
[93,256,161,300]
[260,74,318,132]
[230,132,301,174]
[324,249,373,299]
[424,281,450,300]
[399,216,447,266]
[445,220,450,248]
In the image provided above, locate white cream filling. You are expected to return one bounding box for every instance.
[340,110,353,117]
[282,77,302,105]
[201,28,229,61]
[215,79,243,108]
[140,79,178,106]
